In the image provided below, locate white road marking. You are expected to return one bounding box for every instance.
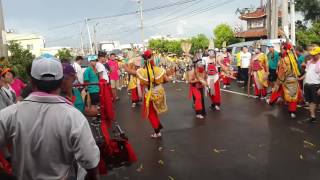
[220,89,258,98]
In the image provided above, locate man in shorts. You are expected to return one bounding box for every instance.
[300,47,320,123]
[83,55,100,105]
[267,44,280,88]
[107,53,120,100]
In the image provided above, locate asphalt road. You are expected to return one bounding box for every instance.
[103,82,320,180]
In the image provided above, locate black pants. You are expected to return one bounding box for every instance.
[304,84,320,104]
[237,66,242,81]
[89,93,100,105]
[241,68,249,86]
[268,69,277,82]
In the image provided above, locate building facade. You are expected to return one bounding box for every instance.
[6,33,45,57]
[236,7,282,41]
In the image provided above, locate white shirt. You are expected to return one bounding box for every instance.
[240,52,252,68]
[1,86,15,102]
[305,62,320,84]
[0,93,100,180]
[73,62,84,84]
[96,62,109,82]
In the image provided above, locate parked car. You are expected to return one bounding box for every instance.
[228,38,286,57]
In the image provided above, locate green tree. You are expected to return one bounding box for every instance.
[296,0,320,22]
[8,41,34,81]
[148,39,183,55]
[190,34,210,54]
[55,48,73,61]
[213,24,240,49]
[296,21,320,48]
[148,34,210,55]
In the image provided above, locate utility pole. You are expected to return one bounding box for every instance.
[290,0,296,44]
[270,0,278,39]
[282,0,289,37]
[79,25,85,56]
[93,23,99,54]
[138,0,145,46]
[266,0,271,38]
[85,18,94,54]
[0,0,8,59]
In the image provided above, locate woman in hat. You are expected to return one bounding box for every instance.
[127,49,170,138]
[124,56,143,108]
[220,48,233,89]
[249,47,269,100]
[187,57,208,119]
[202,49,222,111]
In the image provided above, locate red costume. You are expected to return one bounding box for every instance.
[136,50,168,138]
[206,62,221,108]
[221,56,232,86]
[269,42,302,117]
[188,64,207,116]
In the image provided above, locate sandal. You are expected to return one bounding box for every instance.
[150,133,159,138]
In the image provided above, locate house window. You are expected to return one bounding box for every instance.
[249,19,264,29]
[27,44,33,50]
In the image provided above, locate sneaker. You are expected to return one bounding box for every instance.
[309,117,317,123]
[260,97,266,100]
[223,85,227,89]
[266,99,270,104]
[196,114,205,119]
[290,113,296,119]
[215,105,220,111]
[131,103,137,108]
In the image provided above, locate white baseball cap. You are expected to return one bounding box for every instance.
[31,58,63,81]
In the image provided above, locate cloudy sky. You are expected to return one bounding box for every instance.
[3,0,262,47]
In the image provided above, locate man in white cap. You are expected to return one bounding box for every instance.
[0,58,100,180]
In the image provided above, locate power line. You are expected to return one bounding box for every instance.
[87,0,197,21]
[146,0,235,28]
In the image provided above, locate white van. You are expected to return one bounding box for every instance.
[228,38,286,56]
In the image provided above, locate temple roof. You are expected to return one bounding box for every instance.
[239,8,266,20]
[236,28,284,38]
[239,7,281,20]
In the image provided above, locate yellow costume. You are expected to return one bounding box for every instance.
[252,53,268,89]
[276,55,300,102]
[136,65,167,115]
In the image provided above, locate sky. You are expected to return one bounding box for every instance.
[2,0,262,48]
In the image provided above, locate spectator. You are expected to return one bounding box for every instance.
[0,69,14,110]
[0,69,15,180]
[96,51,109,82]
[0,68,16,103]
[296,46,306,73]
[239,46,252,87]
[108,53,121,100]
[73,56,84,84]
[0,58,100,180]
[19,64,33,100]
[236,51,242,82]
[83,55,100,105]
[267,44,280,88]
[10,73,26,99]
[61,63,99,117]
[300,47,320,123]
